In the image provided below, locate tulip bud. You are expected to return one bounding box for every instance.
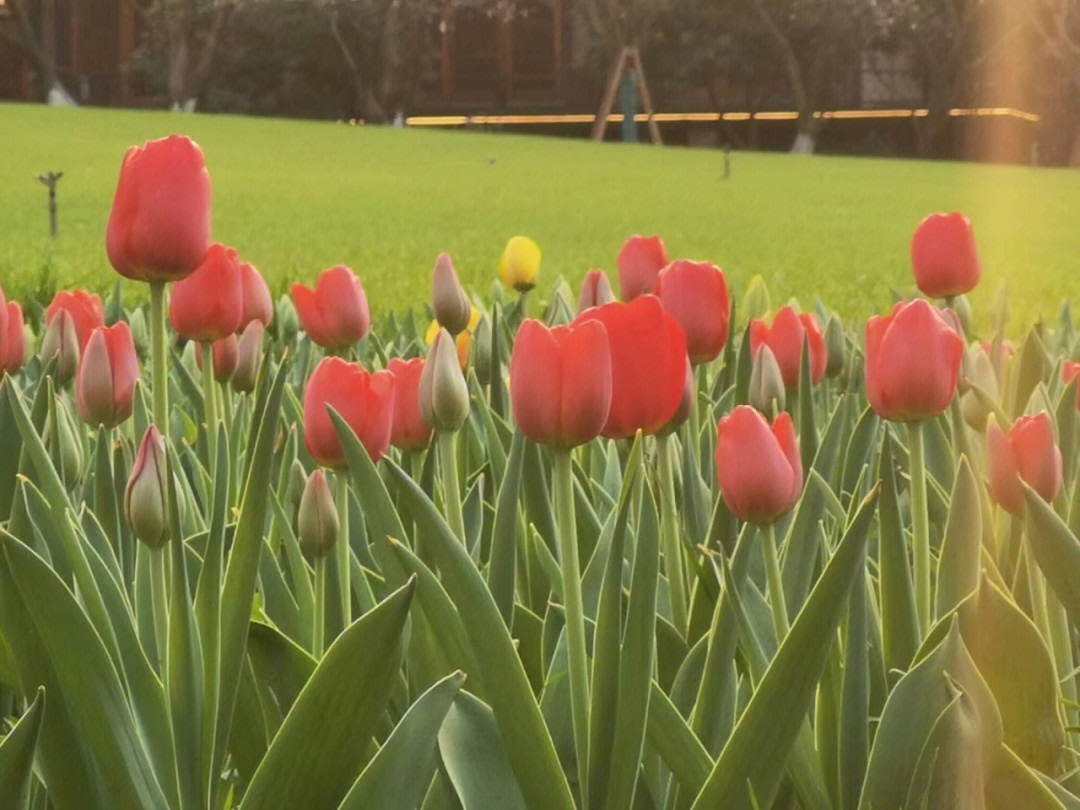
[232,321,264,393]
[987,413,1061,515]
[473,314,494,384]
[76,323,140,428]
[824,315,846,379]
[960,345,999,431]
[577,269,615,315]
[298,469,339,558]
[44,396,82,485]
[288,458,308,506]
[951,295,972,335]
[195,335,239,383]
[276,295,300,341]
[0,301,26,376]
[420,328,470,432]
[39,309,80,384]
[432,254,472,336]
[749,344,786,415]
[499,236,541,292]
[742,275,771,324]
[617,235,668,301]
[125,425,169,547]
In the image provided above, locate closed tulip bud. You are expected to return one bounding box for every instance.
[387,357,433,451]
[125,425,169,547]
[749,306,827,391]
[231,321,264,393]
[238,262,274,329]
[742,275,771,324]
[420,328,470,432]
[76,323,140,428]
[106,135,212,283]
[716,406,803,525]
[573,295,687,439]
[195,334,239,382]
[291,265,370,350]
[577,268,615,315]
[45,290,104,351]
[549,280,576,325]
[298,469,339,558]
[654,260,731,365]
[987,413,1061,515]
[499,236,541,292]
[617,235,668,301]
[749,344,786,416]
[510,319,612,447]
[824,315,846,378]
[432,254,472,336]
[303,357,395,468]
[910,212,980,299]
[39,308,80,384]
[473,314,494,384]
[960,345,999,431]
[865,299,963,422]
[44,397,82,485]
[288,458,308,506]
[1064,362,1080,411]
[276,295,300,341]
[951,295,972,335]
[170,244,245,342]
[0,302,26,376]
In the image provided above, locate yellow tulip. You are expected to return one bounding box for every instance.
[499,236,541,292]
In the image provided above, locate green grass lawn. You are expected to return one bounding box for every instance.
[2,102,1077,332]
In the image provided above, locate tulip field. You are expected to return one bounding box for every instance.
[6,121,1080,810]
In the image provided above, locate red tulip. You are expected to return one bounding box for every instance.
[195,334,240,382]
[715,406,803,524]
[0,302,25,376]
[865,299,963,422]
[303,357,394,468]
[911,212,980,299]
[577,269,615,315]
[749,306,827,390]
[387,357,433,451]
[169,244,244,342]
[45,290,105,350]
[76,323,140,428]
[987,413,1062,514]
[291,265,370,350]
[654,260,730,365]
[574,295,687,439]
[239,262,274,329]
[510,318,612,447]
[617,235,668,301]
[106,135,212,283]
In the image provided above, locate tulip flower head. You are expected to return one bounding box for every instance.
[39,308,80,384]
[0,301,26,376]
[170,243,245,343]
[45,290,104,350]
[76,323,140,428]
[654,260,730,365]
[432,253,473,336]
[125,425,169,547]
[303,357,395,468]
[715,405,803,525]
[419,328,471,433]
[499,236,541,292]
[238,262,274,329]
[617,235,668,301]
[106,135,212,283]
[577,269,616,315]
[195,334,240,382]
[510,318,613,448]
[298,469,339,558]
[291,265,371,350]
[387,357,433,451]
[987,413,1062,515]
[910,212,981,299]
[749,306,827,391]
[865,299,964,422]
[573,295,687,439]
[232,321,264,393]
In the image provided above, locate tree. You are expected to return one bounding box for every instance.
[0,0,61,98]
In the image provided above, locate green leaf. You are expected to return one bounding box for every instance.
[878,431,920,673]
[0,687,44,808]
[689,487,877,810]
[490,430,526,624]
[1023,481,1080,629]
[240,580,415,810]
[934,455,982,620]
[838,572,868,810]
[439,691,529,810]
[338,671,466,810]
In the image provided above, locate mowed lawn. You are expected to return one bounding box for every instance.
[2,101,1078,330]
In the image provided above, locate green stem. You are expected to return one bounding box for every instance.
[336,472,351,629]
[554,449,589,807]
[658,433,688,636]
[149,280,169,439]
[438,430,465,543]
[908,420,931,636]
[762,522,790,639]
[202,342,218,470]
[313,555,327,658]
[150,546,169,669]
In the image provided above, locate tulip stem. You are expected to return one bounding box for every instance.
[908,420,931,636]
[313,555,327,658]
[336,472,351,629]
[553,448,589,808]
[151,547,169,669]
[149,280,169,438]
[658,433,688,636]
[438,431,465,543]
[202,342,218,471]
[762,523,790,640]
